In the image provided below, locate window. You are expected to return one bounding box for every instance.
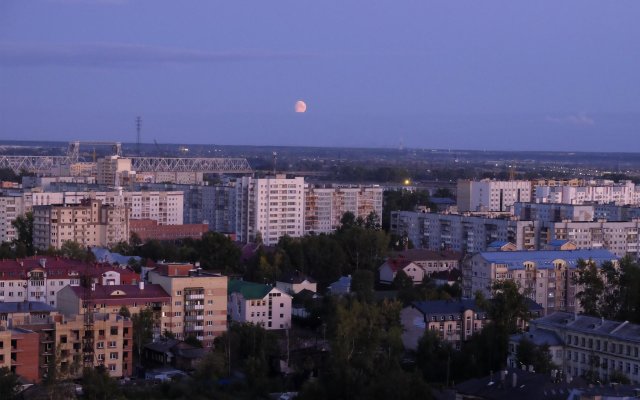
[97,342,104,349]
[110,352,118,360]
[108,364,116,371]
[108,341,116,348]
[110,327,118,335]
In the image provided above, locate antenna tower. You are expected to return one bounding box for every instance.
[136,116,142,156]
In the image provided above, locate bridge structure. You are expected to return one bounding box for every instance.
[0,141,252,175]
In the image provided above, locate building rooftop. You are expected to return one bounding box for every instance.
[69,284,170,302]
[412,299,481,316]
[391,248,463,262]
[277,271,316,285]
[0,256,139,281]
[228,280,273,300]
[533,311,640,344]
[477,249,618,270]
[511,329,563,347]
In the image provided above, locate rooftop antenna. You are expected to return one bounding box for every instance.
[136,116,142,156]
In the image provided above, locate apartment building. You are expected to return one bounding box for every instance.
[33,199,129,250]
[235,175,305,245]
[54,313,133,378]
[0,256,139,307]
[228,280,292,330]
[390,211,537,253]
[96,156,133,186]
[0,301,132,381]
[400,300,489,350]
[0,326,40,382]
[457,180,532,212]
[304,184,383,234]
[462,249,618,314]
[57,282,171,339]
[510,312,640,384]
[147,263,228,347]
[534,180,640,206]
[548,220,640,258]
[0,194,25,243]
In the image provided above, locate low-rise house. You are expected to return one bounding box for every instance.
[228,280,292,330]
[276,271,317,295]
[144,338,207,370]
[389,249,462,275]
[379,259,425,285]
[327,276,351,295]
[401,299,488,350]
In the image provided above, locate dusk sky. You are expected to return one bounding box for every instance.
[1,1,639,152]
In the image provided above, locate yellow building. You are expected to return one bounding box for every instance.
[33,199,129,250]
[147,263,228,348]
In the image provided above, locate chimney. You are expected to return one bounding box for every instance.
[139,281,144,290]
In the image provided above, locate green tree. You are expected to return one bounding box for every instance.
[0,367,19,400]
[60,240,89,260]
[81,365,121,400]
[351,270,375,302]
[515,337,555,373]
[196,232,242,273]
[11,212,34,256]
[574,259,609,317]
[118,306,131,318]
[132,307,155,360]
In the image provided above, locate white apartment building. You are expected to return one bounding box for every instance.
[462,249,618,315]
[228,280,292,330]
[33,199,129,250]
[534,180,640,206]
[236,175,305,245]
[510,312,640,384]
[0,195,26,243]
[457,180,532,212]
[304,184,383,234]
[549,220,640,259]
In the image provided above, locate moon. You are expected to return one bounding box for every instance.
[294,100,307,113]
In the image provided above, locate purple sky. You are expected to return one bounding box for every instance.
[1,1,639,152]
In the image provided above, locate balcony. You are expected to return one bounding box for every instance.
[185,305,205,311]
[186,294,205,300]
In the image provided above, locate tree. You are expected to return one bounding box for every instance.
[574,259,609,317]
[118,306,131,318]
[483,280,530,334]
[515,337,555,373]
[351,270,374,302]
[0,367,19,400]
[60,240,89,260]
[196,232,242,273]
[11,212,34,256]
[132,307,155,360]
[81,366,121,400]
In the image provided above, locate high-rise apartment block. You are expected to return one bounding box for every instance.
[235,175,305,245]
[304,184,383,234]
[33,199,129,250]
[534,180,640,206]
[457,180,532,212]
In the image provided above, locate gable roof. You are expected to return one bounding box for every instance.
[412,299,481,316]
[381,259,414,273]
[277,271,316,284]
[69,284,170,303]
[228,279,273,300]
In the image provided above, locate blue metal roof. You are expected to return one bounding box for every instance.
[487,240,510,248]
[547,239,571,246]
[478,249,617,270]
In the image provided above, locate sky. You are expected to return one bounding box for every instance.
[0,1,639,152]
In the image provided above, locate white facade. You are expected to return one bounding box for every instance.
[236,175,305,245]
[534,180,640,206]
[457,180,532,212]
[228,282,292,330]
